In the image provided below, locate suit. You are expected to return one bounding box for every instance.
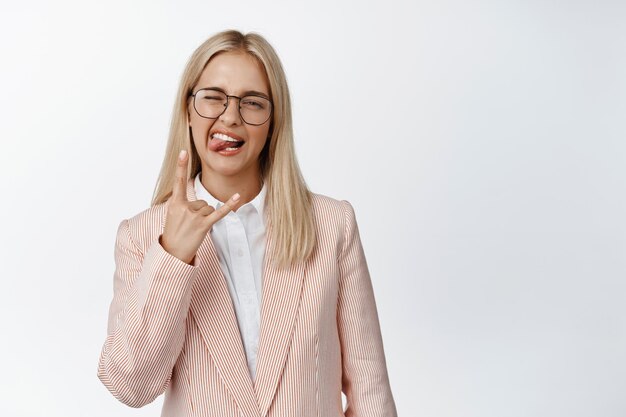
[97,177,398,417]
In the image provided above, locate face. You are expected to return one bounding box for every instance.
[188,51,272,180]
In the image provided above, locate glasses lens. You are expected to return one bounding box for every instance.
[239,95,272,125]
[194,90,228,119]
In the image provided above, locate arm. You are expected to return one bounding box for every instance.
[97,219,198,408]
[337,200,398,417]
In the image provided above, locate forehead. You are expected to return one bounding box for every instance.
[196,51,270,96]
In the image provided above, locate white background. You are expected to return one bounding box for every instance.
[1,0,625,416]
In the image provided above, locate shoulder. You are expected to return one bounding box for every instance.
[309,191,359,232]
[118,201,169,251]
[308,192,364,259]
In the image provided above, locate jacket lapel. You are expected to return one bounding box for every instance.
[175,177,306,417]
[253,238,305,417]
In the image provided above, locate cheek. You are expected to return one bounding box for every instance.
[252,135,269,152]
[190,119,215,145]
[250,126,270,146]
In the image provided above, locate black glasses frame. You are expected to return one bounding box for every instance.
[189,88,273,126]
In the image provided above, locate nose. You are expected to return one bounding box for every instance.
[219,96,242,125]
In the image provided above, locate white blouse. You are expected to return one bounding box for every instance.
[193,173,267,382]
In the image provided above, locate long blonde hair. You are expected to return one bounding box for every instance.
[151,30,316,269]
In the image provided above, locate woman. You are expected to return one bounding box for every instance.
[97,29,397,417]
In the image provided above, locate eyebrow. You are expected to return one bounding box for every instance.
[200,86,270,100]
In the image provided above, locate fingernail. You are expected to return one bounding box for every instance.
[232,193,240,202]
[179,150,187,160]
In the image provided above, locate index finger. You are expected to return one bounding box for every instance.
[172,149,189,202]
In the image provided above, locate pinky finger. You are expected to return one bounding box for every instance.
[209,193,240,222]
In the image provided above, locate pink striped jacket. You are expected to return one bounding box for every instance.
[97,178,397,417]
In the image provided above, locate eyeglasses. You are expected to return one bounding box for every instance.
[190,88,273,126]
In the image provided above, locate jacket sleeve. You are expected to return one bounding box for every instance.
[337,200,398,417]
[97,218,198,408]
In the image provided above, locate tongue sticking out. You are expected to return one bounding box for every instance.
[208,138,244,152]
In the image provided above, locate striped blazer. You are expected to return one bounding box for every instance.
[97,178,398,417]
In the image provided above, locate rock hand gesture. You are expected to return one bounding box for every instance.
[159,150,241,265]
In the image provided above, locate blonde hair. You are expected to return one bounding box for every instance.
[151,29,315,269]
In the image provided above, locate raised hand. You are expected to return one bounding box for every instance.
[159,150,240,265]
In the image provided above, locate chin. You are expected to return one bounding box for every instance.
[206,161,247,177]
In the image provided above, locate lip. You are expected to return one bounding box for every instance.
[210,129,245,142]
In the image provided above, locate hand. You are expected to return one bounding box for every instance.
[160,150,240,265]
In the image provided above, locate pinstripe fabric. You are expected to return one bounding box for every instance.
[97,178,397,417]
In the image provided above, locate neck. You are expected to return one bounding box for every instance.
[199,167,263,209]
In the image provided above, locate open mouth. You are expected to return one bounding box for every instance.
[209,132,245,152]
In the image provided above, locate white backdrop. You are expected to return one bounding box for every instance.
[1,0,625,416]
